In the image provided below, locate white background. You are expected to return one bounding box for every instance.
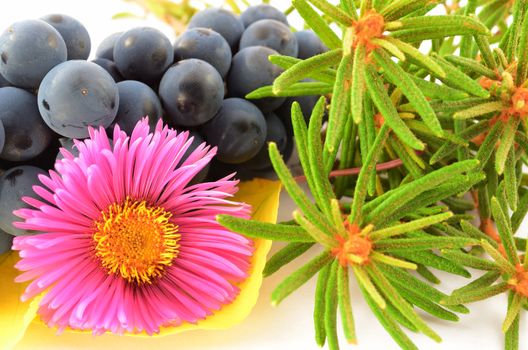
[2,0,525,349]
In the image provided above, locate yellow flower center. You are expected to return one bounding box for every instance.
[93,198,180,284]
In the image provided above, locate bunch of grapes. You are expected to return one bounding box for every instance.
[0,6,327,244]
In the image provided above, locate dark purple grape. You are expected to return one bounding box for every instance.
[38,60,119,138]
[240,4,289,28]
[0,165,45,236]
[41,14,91,60]
[113,80,162,134]
[227,46,284,113]
[0,87,53,161]
[295,30,328,59]
[276,94,319,135]
[0,20,67,89]
[188,8,244,51]
[201,98,266,164]
[173,28,232,78]
[91,58,124,82]
[0,73,10,88]
[159,59,224,127]
[242,112,288,170]
[0,119,4,154]
[96,32,122,60]
[113,27,173,85]
[0,229,13,253]
[239,19,298,57]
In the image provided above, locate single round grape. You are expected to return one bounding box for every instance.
[0,87,53,161]
[0,229,13,253]
[96,32,122,60]
[91,58,124,82]
[240,4,289,28]
[159,59,224,127]
[188,8,244,51]
[242,112,288,170]
[113,27,173,85]
[38,60,119,138]
[227,46,284,113]
[173,28,232,78]
[201,98,266,164]
[113,80,162,134]
[239,19,298,57]
[0,165,45,236]
[0,119,4,154]
[41,14,91,60]
[0,20,67,89]
[295,30,328,59]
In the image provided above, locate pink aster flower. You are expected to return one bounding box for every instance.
[12,119,253,335]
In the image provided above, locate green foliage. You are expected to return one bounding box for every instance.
[214,1,528,349]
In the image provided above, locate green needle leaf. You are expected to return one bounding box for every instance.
[366,263,442,342]
[273,49,343,93]
[293,0,342,49]
[359,281,420,350]
[324,260,340,350]
[349,124,390,224]
[324,53,353,172]
[490,197,520,265]
[314,263,331,347]
[264,242,314,277]
[269,55,336,84]
[385,37,445,77]
[338,265,357,344]
[480,240,517,276]
[444,55,497,79]
[364,64,424,150]
[440,249,500,271]
[246,82,333,99]
[505,292,520,350]
[503,293,522,333]
[381,0,432,21]
[431,54,490,98]
[271,250,334,306]
[375,237,479,252]
[217,215,314,242]
[373,49,443,137]
[293,210,337,248]
[453,101,504,119]
[371,252,417,270]
[441,282,509,305]
[351,45,367,124]
[269,142,336,235]
[370,212,454,241]
[452,270,501,296]
[353,266,386,309]
[495,117,520,175]
[307,0,353,26]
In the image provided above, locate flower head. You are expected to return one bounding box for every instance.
[12,119,254,335]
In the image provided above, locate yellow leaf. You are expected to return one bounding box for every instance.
[0,251,40,350]
[12,179,282,348]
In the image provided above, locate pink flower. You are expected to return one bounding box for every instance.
[12,119,253,335]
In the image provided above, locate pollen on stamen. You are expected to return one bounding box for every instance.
[508,264,528,298]
[332,221,373,267]
[93,197,180,285]
[351,10,385,52]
